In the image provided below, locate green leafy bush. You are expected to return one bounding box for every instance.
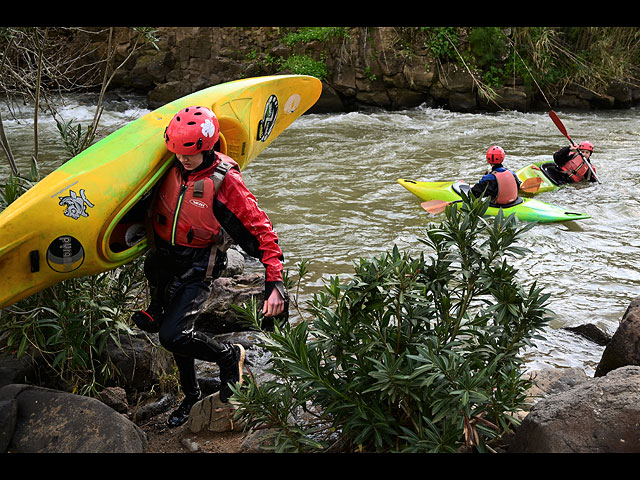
[468,27,509,69]
[279,54,328,80]
[1,258,146,396]
[282,27,348,47]
[232,195,551,452]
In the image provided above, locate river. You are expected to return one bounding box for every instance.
[2,93,640,376]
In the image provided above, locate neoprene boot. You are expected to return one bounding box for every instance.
[131,301,164,333]
[218,344,245,402]
[167,393,201,428]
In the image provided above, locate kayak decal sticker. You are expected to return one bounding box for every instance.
[58,189,94,220]
[201,118,217,139]
[46,235,85,273]
[256,94,278,142]
[284,94,301,114]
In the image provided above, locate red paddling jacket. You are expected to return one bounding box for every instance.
[152,152,284,285]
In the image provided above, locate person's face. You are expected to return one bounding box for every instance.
[176,152,204,171]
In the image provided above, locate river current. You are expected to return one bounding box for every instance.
[3,94,640,376]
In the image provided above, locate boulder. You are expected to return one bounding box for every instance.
[563,323,612,346]
[0,350,37,389]
[449,91,477,112]
[0,384,147,453]
[187,391,246,433]
[481,86,530,112]
[607,80,634,107]
[595,296,640,377]
[509,366,640,453]
[198,272,266,334]
[107,329,174,391]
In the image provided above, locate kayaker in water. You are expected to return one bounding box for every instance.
[544,141,597,185]
[471,145,521,206]
[131,105,287,428]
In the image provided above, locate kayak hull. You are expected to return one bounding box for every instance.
[0,75,322,308]
[515,161,561,194]
[397,178,590,224]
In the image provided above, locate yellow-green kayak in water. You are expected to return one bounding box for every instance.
[397,178,591,223]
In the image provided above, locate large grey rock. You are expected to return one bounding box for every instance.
[0,384,147,453]
[107,330,174,391]
[595,296,640,377]
[509,366,640,453]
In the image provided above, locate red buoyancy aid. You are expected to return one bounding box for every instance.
[493,170,519,205]
[153,153,238,248]
[560,154,590,182]
[152,152,284,283]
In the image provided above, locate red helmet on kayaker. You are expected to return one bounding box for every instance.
[578,141,594,152]
[164,106,219,155]
[486,145,505,165]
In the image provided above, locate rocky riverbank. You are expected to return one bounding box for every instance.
[3,242,640,453]
[62,27,640,115]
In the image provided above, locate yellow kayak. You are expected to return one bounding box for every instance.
[0,75,322,308]
[398,178,591,223]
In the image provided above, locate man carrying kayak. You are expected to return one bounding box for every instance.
[131,105,287,428]
[471,145,521,206]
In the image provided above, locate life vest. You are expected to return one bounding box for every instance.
[152,153,237,248]
[493,169,519,205]
[560,154,590,182]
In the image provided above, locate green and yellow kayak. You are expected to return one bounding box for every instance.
[515,161,562,195]
[0,75,322,308]
[397,178,590,223]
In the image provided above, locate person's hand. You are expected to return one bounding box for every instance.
[263,287,284,317]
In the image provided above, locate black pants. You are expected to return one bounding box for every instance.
[145,239,230,399]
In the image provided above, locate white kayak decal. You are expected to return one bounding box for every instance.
[58,189,94,220]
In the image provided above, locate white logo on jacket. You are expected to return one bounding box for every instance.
[189,199,208,209]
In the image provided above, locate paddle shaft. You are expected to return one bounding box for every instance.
[549,110,600,183]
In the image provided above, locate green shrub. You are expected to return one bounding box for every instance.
[420,27,459,61]
[232,195,551,452]
[468,27,509,69]
[1,258,146,396]
[282,27,348,47]
[279,54,328,80]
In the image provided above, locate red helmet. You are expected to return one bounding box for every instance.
[486,145,505,165]
[578,141,594,152]
[164,106,219,155]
